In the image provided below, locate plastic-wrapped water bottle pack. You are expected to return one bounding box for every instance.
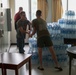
[51,34,63,45]
[65,10,75,18]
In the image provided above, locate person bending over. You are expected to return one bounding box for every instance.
[29,10,63,71]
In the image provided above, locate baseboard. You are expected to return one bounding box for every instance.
[11,43,29,45]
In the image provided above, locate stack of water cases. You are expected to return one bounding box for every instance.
[28,10,76,67]
[47,23,68,67]
[58,10,76,38]
[28,37,39,65]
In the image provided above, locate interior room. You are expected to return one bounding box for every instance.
[0,0,76,75]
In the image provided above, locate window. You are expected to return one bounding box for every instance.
[68,0,76,14]
[15,0,37,21]
[31,0,37,20]
[62,0,67,18]
[62,0,76,18]
[15,0,30,20]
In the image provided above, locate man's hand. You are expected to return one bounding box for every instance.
[27,30,30,34]
[19,27,24,33]
[29,34,32,37]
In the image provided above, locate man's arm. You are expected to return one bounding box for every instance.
[29,27,36,37]
[19,27,29,34]
[27,21,32,30]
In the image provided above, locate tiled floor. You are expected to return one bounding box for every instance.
[1,45,76,75]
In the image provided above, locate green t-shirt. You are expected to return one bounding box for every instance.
[32,18,50,39]
[17,19,30,38]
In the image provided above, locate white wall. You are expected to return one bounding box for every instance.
[9,0,16,44]
[10,0,52,44]
[0,0,11,52]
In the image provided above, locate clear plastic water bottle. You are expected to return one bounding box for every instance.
[58,18,65,28]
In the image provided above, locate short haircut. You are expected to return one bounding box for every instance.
[19,7,23,10]
[36,10,42,16]
[20,11,25,15]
